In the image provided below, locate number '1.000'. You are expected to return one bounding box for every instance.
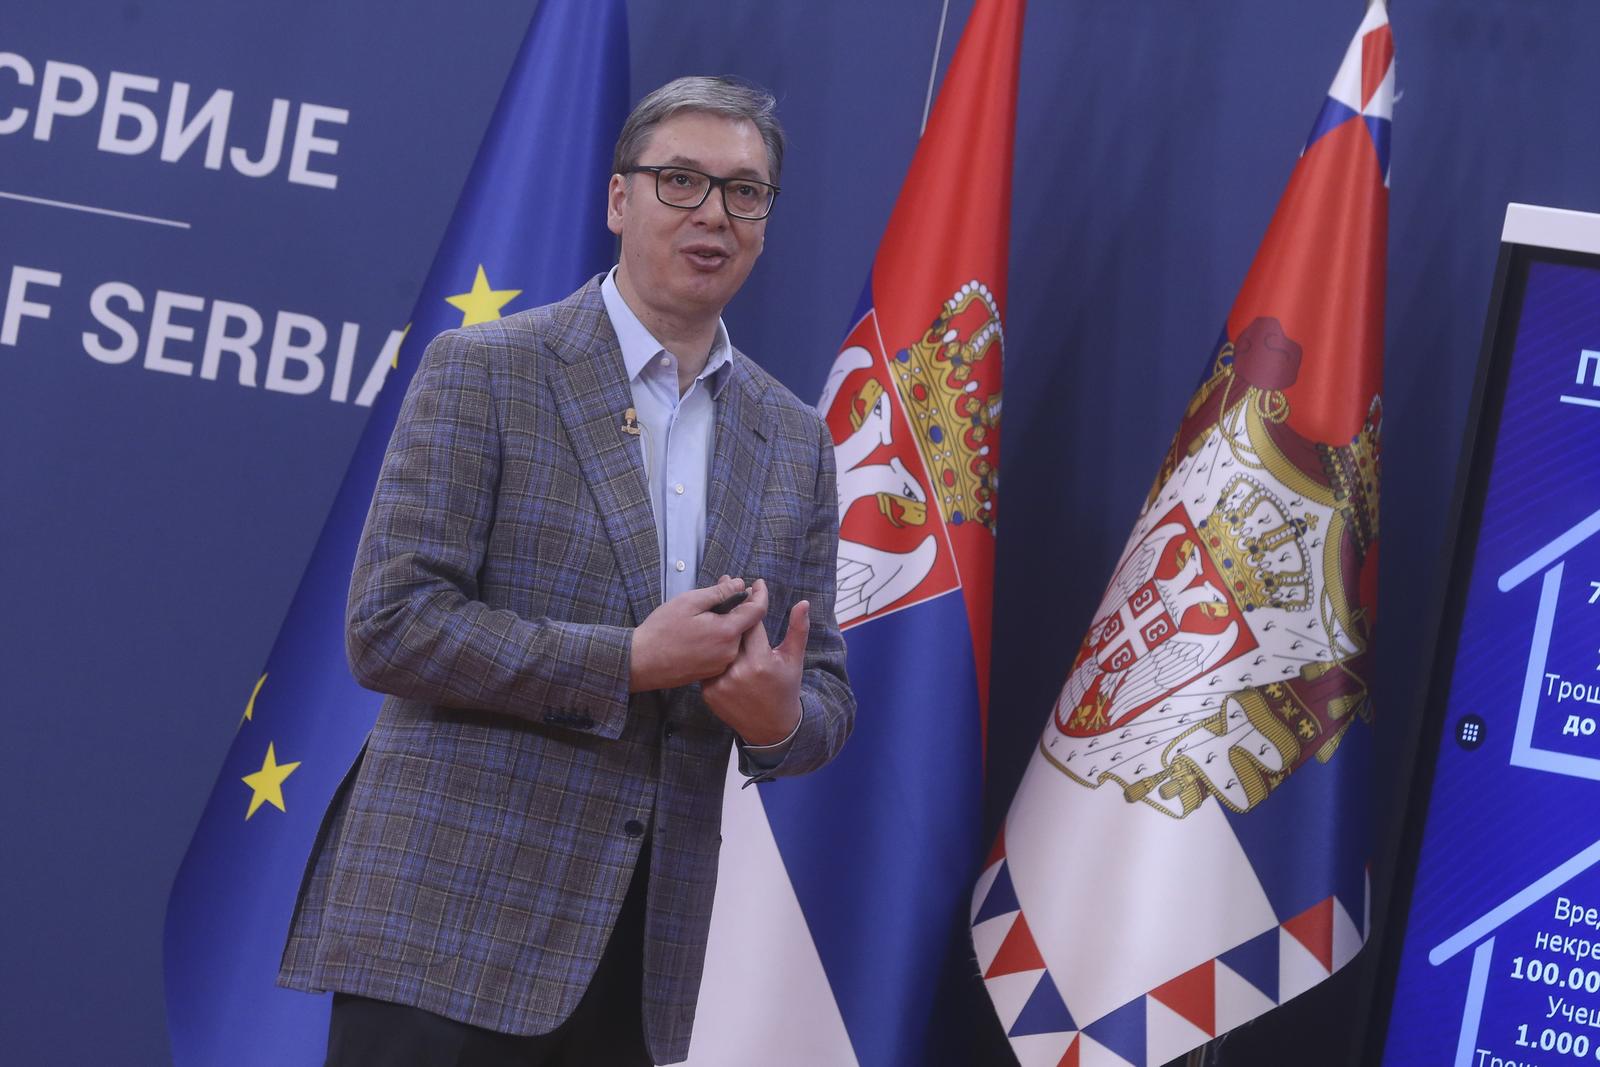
[1514,1025,1592,1057]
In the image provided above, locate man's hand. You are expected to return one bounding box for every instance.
[702,579,808,746]
[630,577,766,692]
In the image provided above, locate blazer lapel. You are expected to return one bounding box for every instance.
[699,355,774,587]
[544,282,662,626]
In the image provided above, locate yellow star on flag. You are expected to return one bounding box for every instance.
[446,266,520,327]
[240,672,267,725]
[242,742,301,820]
[392,322,411,370]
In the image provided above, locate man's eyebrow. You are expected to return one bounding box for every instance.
[659,155,769,181]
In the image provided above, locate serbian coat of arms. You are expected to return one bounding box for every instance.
[817,281,1002,628]
[1041,316,1379,818]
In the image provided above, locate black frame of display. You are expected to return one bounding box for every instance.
[1362,237,1600,1062]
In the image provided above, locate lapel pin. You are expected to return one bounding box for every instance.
[621,407,641,436]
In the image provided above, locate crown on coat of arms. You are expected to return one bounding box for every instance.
[1197,475,1316,612]
[889,280,1003,533]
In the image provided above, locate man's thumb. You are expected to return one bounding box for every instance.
[778,600,810,661]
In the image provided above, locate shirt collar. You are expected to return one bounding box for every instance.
[601,268,735,397]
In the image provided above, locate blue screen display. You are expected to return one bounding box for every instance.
[1384,258,1600,1066]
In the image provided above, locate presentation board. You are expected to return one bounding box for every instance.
[1375,204,1600,1066]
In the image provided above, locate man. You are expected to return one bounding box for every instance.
[278,76,854,1066]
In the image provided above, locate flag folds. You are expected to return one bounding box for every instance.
[161,2,628,1062]
[688,3,1023,1065]
[974,5,1391,1066]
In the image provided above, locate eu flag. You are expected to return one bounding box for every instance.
[162,2,629,1061]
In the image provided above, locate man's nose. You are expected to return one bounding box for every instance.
[690,186,730,227]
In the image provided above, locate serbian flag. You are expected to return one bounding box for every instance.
[687,2,1021,1064]
[973,5,1391,1066]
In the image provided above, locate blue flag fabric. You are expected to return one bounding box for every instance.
[161,3,629,1062]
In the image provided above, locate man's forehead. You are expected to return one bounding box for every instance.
[638,112,770,179]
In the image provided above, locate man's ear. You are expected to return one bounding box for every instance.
[606,173,627,236]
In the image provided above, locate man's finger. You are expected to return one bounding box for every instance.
[688,575,746,613]
[776,600,810,664]
[728,580,771,642]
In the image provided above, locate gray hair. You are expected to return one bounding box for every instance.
[612,76,786,184]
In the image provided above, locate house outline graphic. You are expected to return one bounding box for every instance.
[1496,504,1600,782]
[1425,837,1600,1067]
[1410,507,1600,1065]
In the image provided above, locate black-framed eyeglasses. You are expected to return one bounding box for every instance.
[626,165,780,221]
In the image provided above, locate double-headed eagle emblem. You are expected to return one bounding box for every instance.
[1042,317,1379,819]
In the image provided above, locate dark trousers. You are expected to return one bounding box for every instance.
[325,845,654,1067]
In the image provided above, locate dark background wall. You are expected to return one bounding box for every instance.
[4,1,1598,1063]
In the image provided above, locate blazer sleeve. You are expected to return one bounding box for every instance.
[344,329,635,737]
[740,411,855,780]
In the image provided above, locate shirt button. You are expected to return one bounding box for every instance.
[674,560,686,572]
[624,819,645,838]
[659,356,670,368]
[674,483,685,495]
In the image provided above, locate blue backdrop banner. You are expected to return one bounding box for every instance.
[160,2,629,1061]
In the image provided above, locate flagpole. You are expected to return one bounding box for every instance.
[919,0,952,135]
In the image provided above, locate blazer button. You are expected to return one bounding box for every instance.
[624,819,645,838]
[663,723,677,738]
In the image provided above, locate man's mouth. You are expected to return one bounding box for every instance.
[681,245,731,269]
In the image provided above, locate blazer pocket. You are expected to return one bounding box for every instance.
[755,497,804,550]
[324,747,509,967]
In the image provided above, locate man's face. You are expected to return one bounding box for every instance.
[607,111,771,322]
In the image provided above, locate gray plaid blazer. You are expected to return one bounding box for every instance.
[278,277,854,1063]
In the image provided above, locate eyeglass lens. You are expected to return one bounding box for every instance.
[655,168,772,218]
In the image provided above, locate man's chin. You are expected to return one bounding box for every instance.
[672,270,749,313]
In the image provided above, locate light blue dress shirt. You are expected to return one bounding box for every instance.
[600,269,795,764]
[601,269,732,601]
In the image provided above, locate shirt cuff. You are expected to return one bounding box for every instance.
[740,714,801,772]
